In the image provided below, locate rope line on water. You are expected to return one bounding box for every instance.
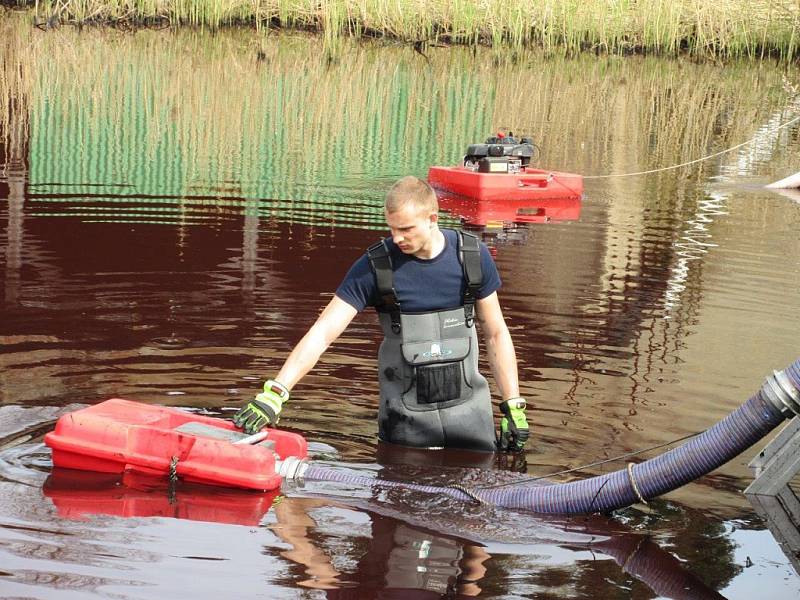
[477,430,702,490]
[583,112,800,180]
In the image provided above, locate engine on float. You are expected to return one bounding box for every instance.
[463,132,539,174]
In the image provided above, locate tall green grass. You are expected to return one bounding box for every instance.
[2,9,797,200]
[18,0,800,62]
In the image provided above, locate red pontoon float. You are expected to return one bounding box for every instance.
[44,399,308,491]
[427,133,583,202]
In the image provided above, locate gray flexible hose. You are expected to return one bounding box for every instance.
[302,359,800,515]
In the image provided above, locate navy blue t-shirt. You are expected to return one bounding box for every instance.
[336,229,501,313]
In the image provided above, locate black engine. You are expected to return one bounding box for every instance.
[463,133,538,173]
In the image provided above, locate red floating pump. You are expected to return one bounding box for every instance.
[44,399,308,491]
[427,132,583,202]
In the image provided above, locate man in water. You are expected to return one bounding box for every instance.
[234,176,528,452]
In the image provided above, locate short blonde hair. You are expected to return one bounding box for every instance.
[384,176,438,215]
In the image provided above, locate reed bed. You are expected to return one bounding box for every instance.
[2,10,797,205]
[0,15,32,174]
[15,0,800,62]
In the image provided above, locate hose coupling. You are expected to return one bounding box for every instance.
[275,456,309,480]
[763,368,800,417]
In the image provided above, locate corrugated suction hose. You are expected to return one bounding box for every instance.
[290,359,800,515]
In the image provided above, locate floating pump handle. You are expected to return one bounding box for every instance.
[518,176,550,188]
[233,431,270,445]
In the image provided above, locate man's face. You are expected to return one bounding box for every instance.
[385,204,437,256]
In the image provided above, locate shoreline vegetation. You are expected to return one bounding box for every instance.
[3,0,799,62]
[3,14,797,195]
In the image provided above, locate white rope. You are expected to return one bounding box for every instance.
[447,483,487,505]
[584,112,800,179]
[627,462,648,505]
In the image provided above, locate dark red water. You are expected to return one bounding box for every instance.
[3,180,799,598]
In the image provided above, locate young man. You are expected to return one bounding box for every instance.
[234,176,529,452]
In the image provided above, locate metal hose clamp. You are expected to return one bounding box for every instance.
[275,456,309,480]
[763,369,800,417]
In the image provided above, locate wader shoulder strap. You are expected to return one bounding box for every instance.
[367,240,402,334]
[457,230,482,327]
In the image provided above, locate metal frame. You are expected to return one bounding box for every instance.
[745,417,800,574]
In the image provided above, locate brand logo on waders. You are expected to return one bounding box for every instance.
[422,343,453,359]
[443,318,465,329]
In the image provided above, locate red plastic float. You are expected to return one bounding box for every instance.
[44,399,308,491]
[428,166,584,202]
[428,132,583,201]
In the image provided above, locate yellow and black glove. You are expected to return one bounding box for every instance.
[233,379,290,434]
[498,397,529,452]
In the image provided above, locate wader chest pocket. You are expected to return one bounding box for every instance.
[416,363,461,404]
[401,338,472,404]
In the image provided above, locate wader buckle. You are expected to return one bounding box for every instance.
[464,301,475,328]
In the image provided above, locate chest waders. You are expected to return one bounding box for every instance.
[367,230,496,452]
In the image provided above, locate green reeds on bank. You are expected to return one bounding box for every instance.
[2,10,797,197]
[21,0,800,62]
[2,10,799,230]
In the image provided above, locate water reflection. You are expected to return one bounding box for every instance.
[439,195,581,227]
[43,469,280,525]
[43,465,734,599]
[2,13,797,229]
[3,167,24,306]
[438,193,582,252]
[663,192,728,319]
